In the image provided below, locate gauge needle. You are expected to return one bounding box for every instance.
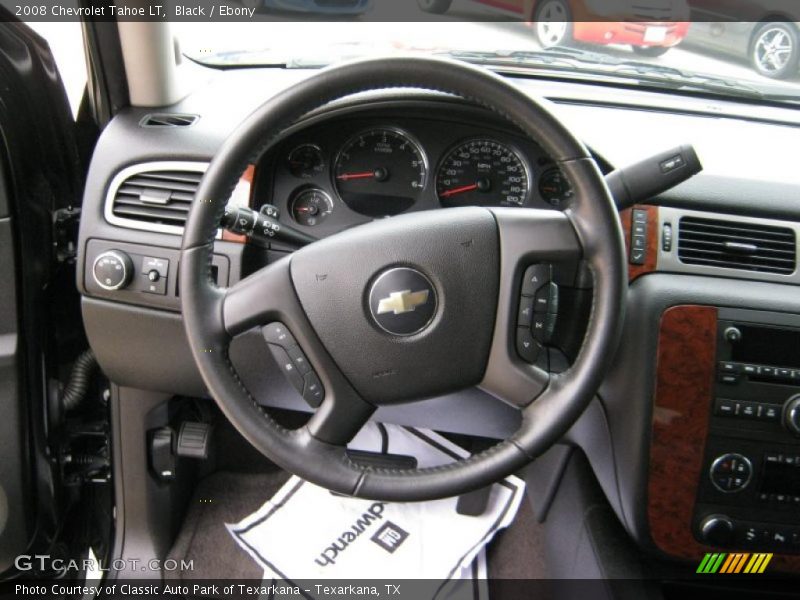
[336,171,376,181]
[440,183,478,198]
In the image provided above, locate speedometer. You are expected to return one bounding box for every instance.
[436,139,529,208]
[334,128,427,217]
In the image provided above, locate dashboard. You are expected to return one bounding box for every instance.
[255,105,579,239]
[75,66,800,571]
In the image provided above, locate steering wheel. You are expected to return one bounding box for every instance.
[180,57,626,501]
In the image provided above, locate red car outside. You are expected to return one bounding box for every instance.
[417,0,690,56]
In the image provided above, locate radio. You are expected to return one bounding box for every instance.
[693,313,800,552]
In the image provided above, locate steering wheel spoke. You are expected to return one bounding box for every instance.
[480,208,583,408]
[222,256,297,337]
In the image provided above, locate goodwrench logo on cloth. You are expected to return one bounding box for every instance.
[370,522,409,553]
[315,502,405,566]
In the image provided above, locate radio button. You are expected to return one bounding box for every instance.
[761,405,781,422]
[759,366,776,378]
[715,398,736,417]
[743,364,758,376]
[719,373,740,385]
[719,361,740,373]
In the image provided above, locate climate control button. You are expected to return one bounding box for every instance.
[710,453,752,493]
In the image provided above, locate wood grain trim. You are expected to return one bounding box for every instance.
[620,204,659,282]
[648,305,717,560]
[648,305,800,571]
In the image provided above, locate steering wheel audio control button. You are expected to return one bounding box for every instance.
[518,296,534,328]
[534,282,559,313]
[516,327,543,363]
[521,264,552,296]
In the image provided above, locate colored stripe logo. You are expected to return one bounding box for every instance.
[697,553,772,574]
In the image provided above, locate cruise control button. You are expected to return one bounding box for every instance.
[287,345,311,375]
[302,372,324,406]
[263,322,296,347]
[518,296,534,327]
[521,264,551,296]
[270,346,304,392]
[516,327,542,363]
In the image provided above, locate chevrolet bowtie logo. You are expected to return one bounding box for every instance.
[376,290,430,315]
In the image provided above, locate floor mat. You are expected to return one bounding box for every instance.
[167,436,548,585]
[227,426,523,589]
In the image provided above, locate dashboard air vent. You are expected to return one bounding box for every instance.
[110,169,203,228]
[140,113,199,128]
[678,216,796,275]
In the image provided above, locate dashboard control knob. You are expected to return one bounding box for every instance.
[783,395,800,436]
[724,326,742,343]
[699,515,735,547]
[92,250,133,291]
[709,453,752,493]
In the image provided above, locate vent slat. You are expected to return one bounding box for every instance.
[122,178,199,194]
[677,216,796,275]
[113,197,191,213]
[111,168,202,228]
[680,221,794,241]
[678,239,796,257]
[140,113,199,128]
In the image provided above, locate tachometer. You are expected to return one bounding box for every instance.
[436,139,529,208]
[333,128,427,217]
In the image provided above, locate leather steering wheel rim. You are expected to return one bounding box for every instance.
[180,56,627,501]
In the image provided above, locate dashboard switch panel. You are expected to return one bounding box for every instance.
[630,209,649,265]
[83,239,230,311]
[517,263,558,362]
[263,322,325,407]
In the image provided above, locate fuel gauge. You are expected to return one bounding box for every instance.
[538,168,573,208]
[290,188,333,227]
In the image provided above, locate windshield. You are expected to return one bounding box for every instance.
[175,18,800,104]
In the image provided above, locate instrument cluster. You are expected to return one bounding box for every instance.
[258,113,574,236]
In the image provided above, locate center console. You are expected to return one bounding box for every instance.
[694,310,800,552]
[648,305,800,568]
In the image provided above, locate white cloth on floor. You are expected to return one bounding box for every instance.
[227,424,524,599]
